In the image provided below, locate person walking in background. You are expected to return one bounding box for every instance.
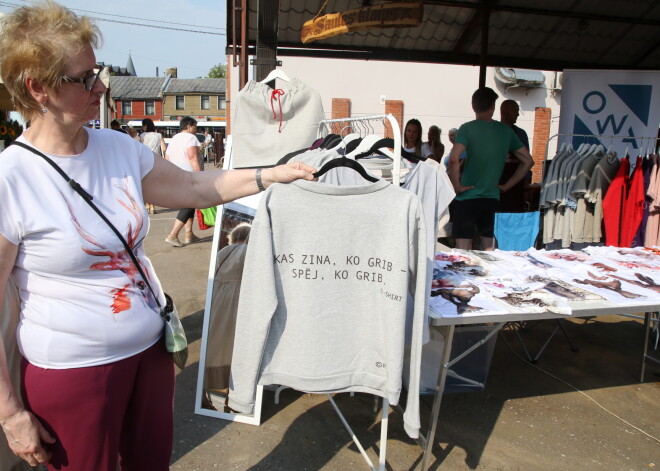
[421,125,444,163]
[403,118,423,156]
[110,119,126,133]
[140,118,167,157]
[164,116,201,247]
[0,3,316,468]
[447,87,533,250]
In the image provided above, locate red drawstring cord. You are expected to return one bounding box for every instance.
[270,89,285,133]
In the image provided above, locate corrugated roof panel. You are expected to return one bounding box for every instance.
[239,0,660,70]
[109,76,165,99]
[165,78,227,94]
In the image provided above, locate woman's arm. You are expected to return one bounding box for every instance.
[159,137,167,156]
[0,235,55,466]
[142,156,316,210]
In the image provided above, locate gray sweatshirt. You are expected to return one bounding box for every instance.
[228,179,427,439]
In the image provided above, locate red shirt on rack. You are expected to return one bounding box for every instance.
[602,156,629,246]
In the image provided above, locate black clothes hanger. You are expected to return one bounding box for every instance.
[312,156,379,183]
[323,135,343,149]
[344,138,363,155]
[275,147,309,166]
[354,137,395,159]
[319,133,339,149]
[401,147,426,163]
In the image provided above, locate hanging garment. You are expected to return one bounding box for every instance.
[633,156,655,247]
[602,156,630,246]
[228,180,427,439]
[230,78,324,168]
[621,157,645,247]
[644,156,660,246]
[205,243,249,391]
[541,147,576,246]
[568,153,601,244]
[401,160,455,343]
[586,153,622,243]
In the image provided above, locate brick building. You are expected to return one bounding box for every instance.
[162,78,227,123]
[110,76,166,123]
[109,76,227,126]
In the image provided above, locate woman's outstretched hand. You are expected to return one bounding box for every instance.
[263,161,317,187]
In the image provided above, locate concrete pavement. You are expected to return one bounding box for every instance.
[145,208,660,471]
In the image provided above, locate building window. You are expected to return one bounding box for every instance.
[145,100,155,115]
[218,97,226,110]
[201,95,210,110]
[121,101,132,115]
[175,95,185,110]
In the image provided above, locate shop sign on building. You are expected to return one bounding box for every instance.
[559,70,660,156]
[301,2,423,44]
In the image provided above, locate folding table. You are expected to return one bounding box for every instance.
[415,300,660,470]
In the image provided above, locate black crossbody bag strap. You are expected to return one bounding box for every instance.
[12,140,165,312]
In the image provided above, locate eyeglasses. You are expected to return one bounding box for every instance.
[61,68,103,91]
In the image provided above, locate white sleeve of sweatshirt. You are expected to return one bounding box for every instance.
[402,204,428,439]
[227,210,278,414]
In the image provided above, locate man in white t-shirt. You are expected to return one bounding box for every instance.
[164,117,201,247]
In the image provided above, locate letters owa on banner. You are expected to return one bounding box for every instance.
[558,70,660,157]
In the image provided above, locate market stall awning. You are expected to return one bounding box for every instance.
[227,0,660,71]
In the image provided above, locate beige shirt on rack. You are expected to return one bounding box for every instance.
[570,153,601,243]
[585,153,621,243]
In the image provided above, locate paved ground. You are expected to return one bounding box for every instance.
[146,208,660,471]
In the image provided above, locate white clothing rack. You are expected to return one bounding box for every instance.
[197,114,405,471]
[313,113,403,471]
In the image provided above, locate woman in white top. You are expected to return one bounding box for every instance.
[403,118,423,156]
[421,125,445,163]
[140,118,166,157]
[140,118,166,214]
[0,2,315,469]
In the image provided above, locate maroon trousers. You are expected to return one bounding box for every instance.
[21,340,175,471]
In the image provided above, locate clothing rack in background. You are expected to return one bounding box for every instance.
[317,113,402,185]
[543,133,659,182]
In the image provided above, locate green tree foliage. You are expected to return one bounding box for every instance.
[208,63,226,78]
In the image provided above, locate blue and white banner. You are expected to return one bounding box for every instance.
[559,70,660,157]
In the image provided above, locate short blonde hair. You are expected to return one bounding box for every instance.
[0,0,101,119]
[228,223,251,245]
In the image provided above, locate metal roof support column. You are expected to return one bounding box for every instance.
[230,0,249,89]
[478,1,491,88]
[254,0,280,87]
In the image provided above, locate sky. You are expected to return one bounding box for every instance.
[0,0,227,79]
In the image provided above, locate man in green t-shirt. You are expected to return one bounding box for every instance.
[447,87,534,250]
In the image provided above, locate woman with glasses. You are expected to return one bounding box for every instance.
[0,2,315,470]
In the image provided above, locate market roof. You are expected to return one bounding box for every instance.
[228,0,660,71]
[109,76,166,99]
[164,78,227,94]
